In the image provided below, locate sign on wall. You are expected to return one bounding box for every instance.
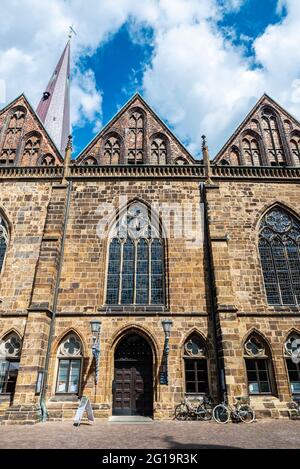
[73,396,94,426]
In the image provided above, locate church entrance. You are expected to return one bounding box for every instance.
[113,333,153,417]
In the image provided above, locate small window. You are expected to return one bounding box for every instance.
[0,332,22,399]
[0,215,9,274]
[56,334,83,395]
[183,334,209,395]
[244,334,274,395]
[285,334,300,395]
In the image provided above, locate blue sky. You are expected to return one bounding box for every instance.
[1,0,300,158]
[73,0,286,156]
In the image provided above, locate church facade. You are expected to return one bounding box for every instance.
[0,41,300,424]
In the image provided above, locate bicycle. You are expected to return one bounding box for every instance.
[174,395,213,421]
[288,397,300,419]
[213,396,255,424]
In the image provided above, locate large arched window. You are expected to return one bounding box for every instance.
[0,215,9,274]
[284,332,300,395]
[56,333,83,395]
[106,202,165,305]
[183,334,209,395]
[259,207,300,306]
[0,332,22,399]
[244,333,275,395]
[261,108,285,165]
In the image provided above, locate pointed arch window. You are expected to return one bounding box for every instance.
[244,334,275,395]
[183,334,209,395]
[0,332,22,397]
[0,108,26,166]
[261,108,285,165]
[290,135,300,166]
[56,333,83,394]
[104,135,121,165]
[242,135,262,166]
[0,215,9,274]
[24,135,41,157]
[106,202,165,306]
[40,154,55,166]
[82,155,98,166]
[128,111,144,164]
[151,136,167,165]
[285,333,300,395]
[259,207,300,306]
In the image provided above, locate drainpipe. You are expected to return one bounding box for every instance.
[39,137,73,420]
[200,136,227,402]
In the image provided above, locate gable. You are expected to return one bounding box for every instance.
[0,95,63,167]
[76,94,196,166]
[214,94,300,168]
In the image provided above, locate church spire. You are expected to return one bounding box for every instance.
[36,40,71,155]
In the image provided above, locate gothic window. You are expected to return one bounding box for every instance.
[290,134,300,166]
[82,155,98,166]
[151,136,167,165]
[7,110,26,135]
[175,157,188,166]
[56,333,83,394]
[284,120,293,132]
[183,334,209,394]
[242,135,262,166]
[128,111,144,164]
[229,146,240,165]
[40,154,55,166]
[0,215,9,274]
[0,109,26,166]
[220,159,230,166]
[0,332,22,397]
[244,334,274,395]
[261,108,285,165]
[104,135,121,165]
[106,202,165,306]
[285,333,300,395]
[259,207,300,306]
[23,134,41,161]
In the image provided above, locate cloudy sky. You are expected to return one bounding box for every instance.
[1,0,300,157]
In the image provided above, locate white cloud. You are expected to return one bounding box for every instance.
[1,0,300,157]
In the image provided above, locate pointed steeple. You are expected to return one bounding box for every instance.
[37,41,71,155]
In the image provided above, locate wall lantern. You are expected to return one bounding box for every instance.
[90,320,102,385]
[160,319,173,385]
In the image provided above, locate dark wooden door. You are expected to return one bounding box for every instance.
[113,334,153,416]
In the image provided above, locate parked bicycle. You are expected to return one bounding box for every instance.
[175,395,213,421]
[213,396,255,424]
[289,397,300,418]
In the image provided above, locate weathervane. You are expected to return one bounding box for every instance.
[68,25,77,40]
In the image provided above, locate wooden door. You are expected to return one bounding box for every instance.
[113,334,153,416]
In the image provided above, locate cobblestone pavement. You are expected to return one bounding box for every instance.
[1,420,300,449]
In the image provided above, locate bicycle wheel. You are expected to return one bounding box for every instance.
[174,403,189,421]
[213,404,230,424]
[197,403,213,421]
[238,404,255,423]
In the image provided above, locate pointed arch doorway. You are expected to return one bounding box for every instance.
[113,333,153,417]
